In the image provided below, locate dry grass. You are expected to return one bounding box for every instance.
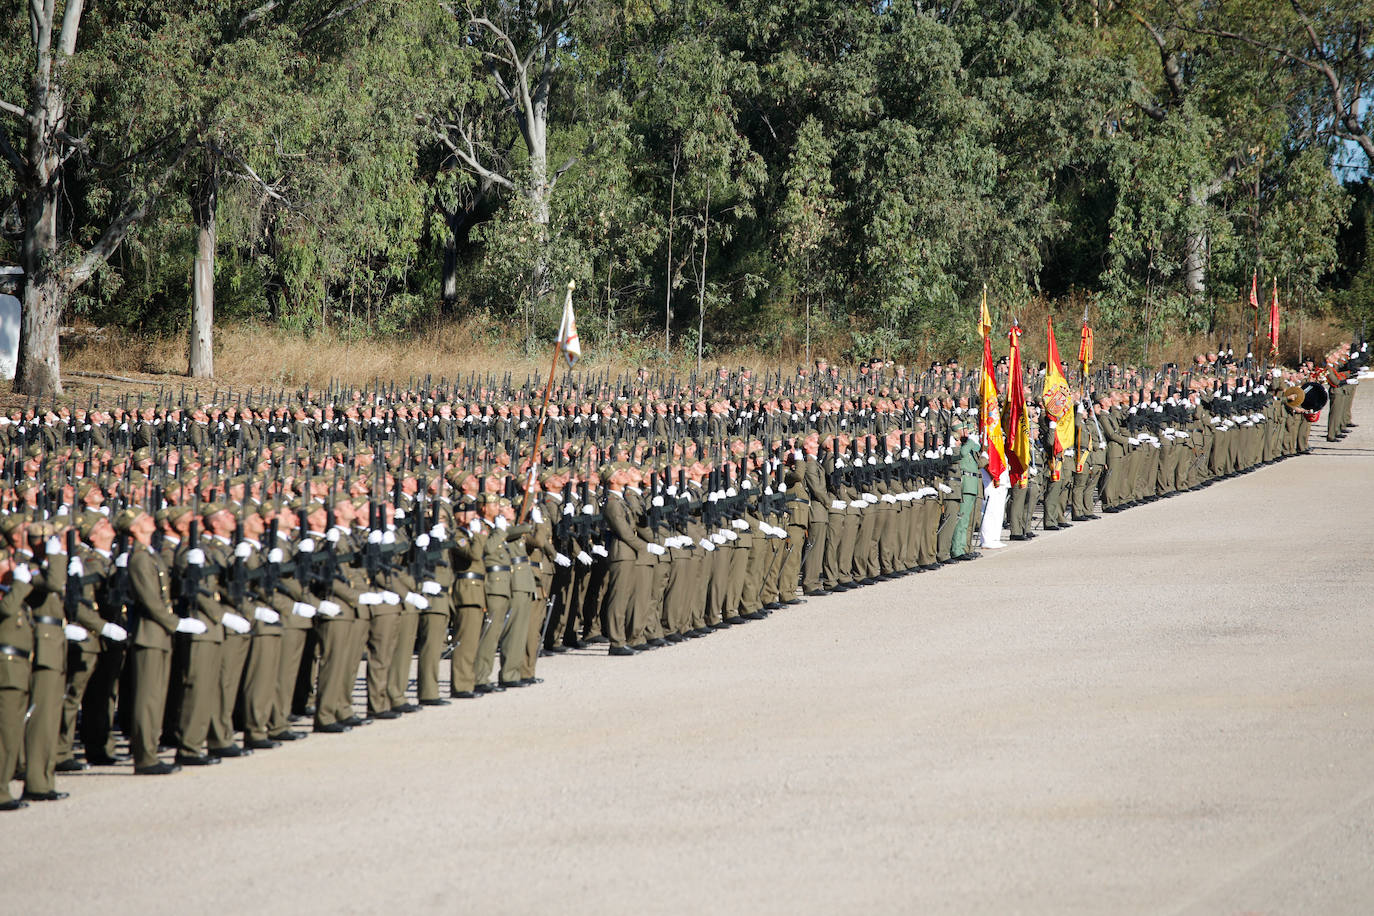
[38,302,1355,411]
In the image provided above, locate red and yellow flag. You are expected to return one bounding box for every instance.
[1043,318,1074,481]
[1267,277,1280,358]
[1005,320,1031,488]
[1076,312,1093,473]
[1077,313,1094,379]
[1249,271,1260,311]
[979,330,1007,481]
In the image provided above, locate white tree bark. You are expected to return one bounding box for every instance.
[189,156,218,378]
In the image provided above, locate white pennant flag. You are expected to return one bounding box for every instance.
[557,280,581,367]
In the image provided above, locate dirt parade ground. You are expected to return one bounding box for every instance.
[3,390,1372,915]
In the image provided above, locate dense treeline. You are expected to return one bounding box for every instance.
[1,1,1372,394]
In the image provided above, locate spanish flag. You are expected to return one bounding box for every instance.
[1005,320,1031,488]
[980,330,1007,481]
[1078,310,1094,380]
[1042,318,1074,481]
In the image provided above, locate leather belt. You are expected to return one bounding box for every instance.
[33,615,63,627]
[0,644,30,661]
[456,572,484,581]
[512,557,529,565]
[485,565,511,573]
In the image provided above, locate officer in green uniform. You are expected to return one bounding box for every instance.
[122,507,190,774]
[951,422,984,560]
[0,547,37,809]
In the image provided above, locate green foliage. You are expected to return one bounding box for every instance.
[1,0,1369,361]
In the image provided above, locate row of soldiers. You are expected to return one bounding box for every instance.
[1,343,1364,810]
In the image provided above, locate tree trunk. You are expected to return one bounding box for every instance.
[16,275,63,397]
[664,145,679,354]
[695,191,710,374]
[523,104,551,304]
[1183,225,1207,300]
[15,16,67,397]
[1183,183,1214,301]
[189,156,218,378]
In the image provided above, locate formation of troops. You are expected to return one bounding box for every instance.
[0,335,1366,810]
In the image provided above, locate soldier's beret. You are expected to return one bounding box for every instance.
[200,501,230,518]
[0,514,28,536]
[114,507,148,533]
[27,520,57,540]
[76,511,106,539]
[24,443,42,459]
[133,447,152,462]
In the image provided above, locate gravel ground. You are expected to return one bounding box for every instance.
[3,392,1371,916]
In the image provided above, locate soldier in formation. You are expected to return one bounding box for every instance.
[0,339,1357,809]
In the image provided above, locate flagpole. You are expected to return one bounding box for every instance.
[518,280,574,523]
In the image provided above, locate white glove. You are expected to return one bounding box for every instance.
[1178,432,1189,439]
[381,530,396,545]
[222,613,251,635]
[422,580,442,595]
[711,533,726,545]
[292,602,317,619]
[646,543,666,556]
[576,551,592,565]
[175,617,208,635]
[317,600,342,618]
[298,538,316,553]
[404,592,429,610]
[326,528,341,543]
[554,553,572,567]
[380,591,401,605]
[772,527,788,539]
[115,552,129,568]
[881,494,897,504]
[651,495,664,507]
[938,484,953,494]
[699,538,716,551]
[531,507,543,524]
[254,607,280,624]
[493,515,508,531]
[358,592,381,606]
[46,536,64,555]
[1128,437,1139,446]
[591,544,608,557]
[430,525,446,539]
[186,548,206,566]
[11,563,31,585]
[268,547,284,564]
[831,500,847,510]
[849,501,866,510]
[67,556,84,577]
[731,519,749,531]
[468,518,483,535]
[562,503,576,517]
[368,529,384,545]
[234,542,252,559]
[582,504,596,515]
[100,622,128,642]
[415,533,430,549]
